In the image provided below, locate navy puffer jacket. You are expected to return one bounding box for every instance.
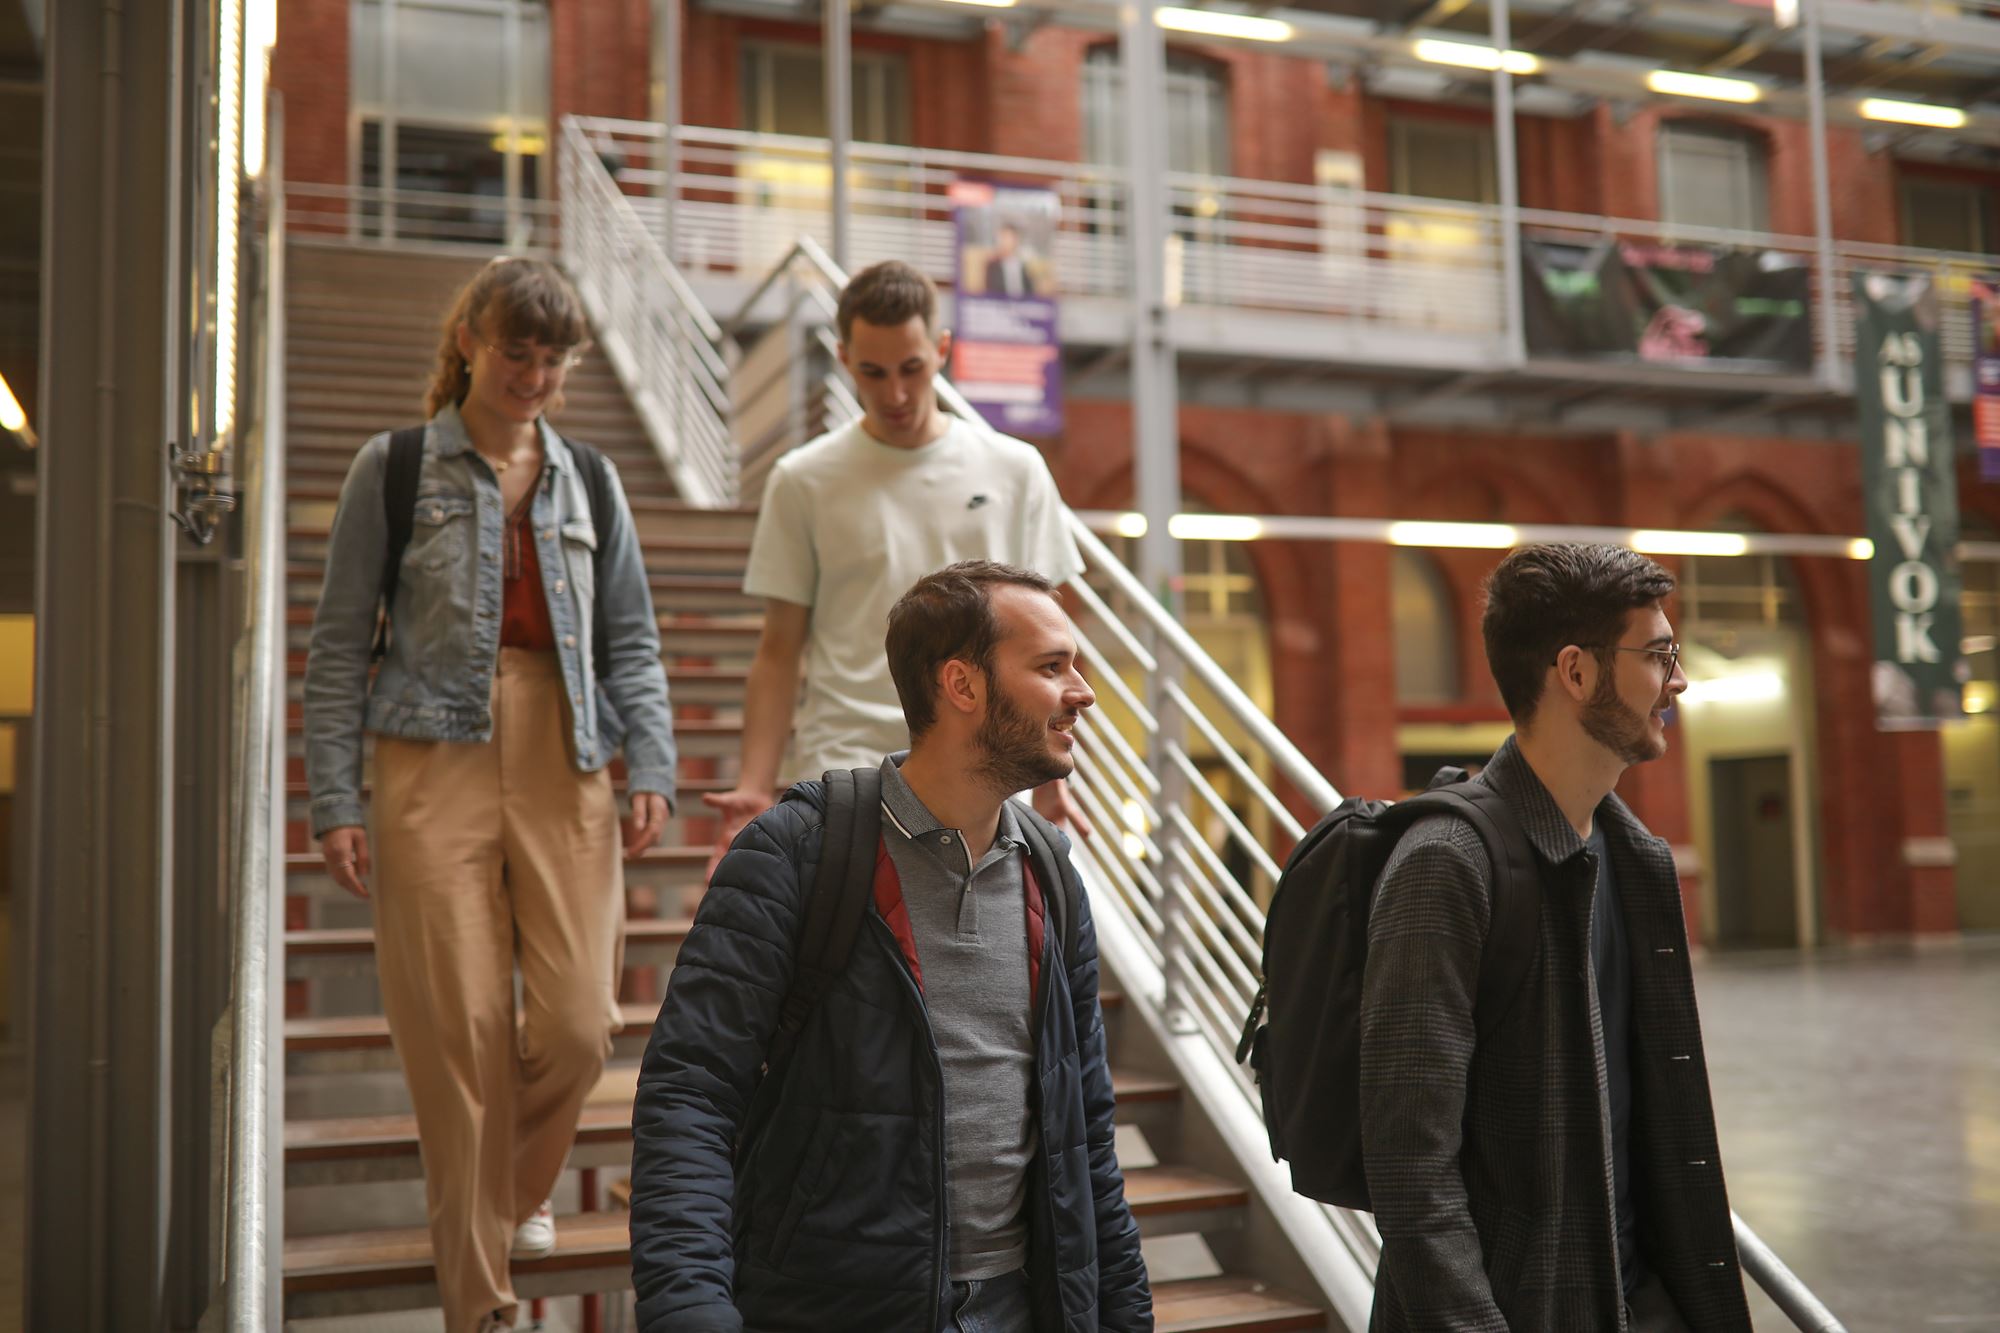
[628,781,1153,1333]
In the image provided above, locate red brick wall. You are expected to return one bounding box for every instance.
[270,0,349,196]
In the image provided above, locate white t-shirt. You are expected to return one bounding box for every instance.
[743,416,1084,780]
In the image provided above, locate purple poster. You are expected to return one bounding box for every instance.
[1974,276,2000,483]
[950,180,1063,437]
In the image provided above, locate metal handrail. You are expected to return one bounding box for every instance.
[221,113,288,1333]
[558,118,740,507]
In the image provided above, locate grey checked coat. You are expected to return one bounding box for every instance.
[1359,737,1752,1332]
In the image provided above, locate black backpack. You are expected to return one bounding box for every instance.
[1233,767,1540,1210]
[374,424,619,677]
[739,767,1081,1153]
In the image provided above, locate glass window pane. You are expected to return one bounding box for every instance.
[519,4,551,122]
[352,0,384,108]
[1391,120,1494,203]
[739,44,910,144]
[1082,47,1229,176]
[392,2,511,121]
[1393,550,1460,704]
[1659,123,1769,232]
[1902,179,1988,254]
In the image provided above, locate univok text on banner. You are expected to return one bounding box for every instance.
[1852,271,1968,729]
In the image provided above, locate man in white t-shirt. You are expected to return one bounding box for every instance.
[702,260,1089,857]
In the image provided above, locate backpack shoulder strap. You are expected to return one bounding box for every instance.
[373,426,428,660]
[770,767,884,1067]
[1014,806,1080,971]
[558,434,617,682]
[1412,784,1541,1038]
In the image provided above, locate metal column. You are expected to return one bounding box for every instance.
[655,0,683,253]
[825,0,852,270]
[1120,0,1180,603]
[29,0,190,1325]
[1802,0,1843,388]
[1490,0,1526,365]
[1119,0,1191,1031]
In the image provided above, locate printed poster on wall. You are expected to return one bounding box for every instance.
[950,180,1063,437]
[1853,271,1967,730]
[1522,235,1813,374]
[1972,276,2000,483]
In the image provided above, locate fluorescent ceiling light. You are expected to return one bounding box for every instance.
[1858,97,1966,130]
[1169,513,1265,541]
[1773,0,1800,27]
[1413,38,1540,76]
[1114,512,1149,539]
[939,0,1019,8]
[1156,7,1294,41]
[1630,529,1750,557]
[1387,521,1519,549]
[1645,70,1761,104]
[1848,538,1875,560]
[1680,672,1784,705]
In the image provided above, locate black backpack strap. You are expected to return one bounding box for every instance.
[373,426,428,660]
[558,434,618,684]
[1014,805,1080,971]
[1415,784,1542,1038]
[769,767,884,1069]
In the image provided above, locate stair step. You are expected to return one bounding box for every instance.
[1154,1277,1326,1331]
[282,1210,629,1320]
[284,848,707,880]
[284,1065,1181,1184]
[284,1003,661,1056]
[286,915,695,978]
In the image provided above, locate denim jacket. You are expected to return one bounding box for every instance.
[303,406,677,836]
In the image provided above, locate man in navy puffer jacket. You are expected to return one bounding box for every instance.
[629,561,1152,1332]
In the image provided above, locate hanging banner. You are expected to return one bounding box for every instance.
[1972,275,2000,483]
[1853,272,1967,730]
[1522,236,1813,374]
[950,180,1063,437]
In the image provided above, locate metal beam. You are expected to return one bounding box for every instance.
[29,0,188,1325]
[1804,0,1842,391]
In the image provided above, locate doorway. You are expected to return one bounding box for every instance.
[1709,753,1798,949]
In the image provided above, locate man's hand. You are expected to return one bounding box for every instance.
[320,826,372,899]
[1032,778,1094,839]
[700,786,774,875]
[624,792,670,859]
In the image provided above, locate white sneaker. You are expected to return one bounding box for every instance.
[511,1201,556,1259]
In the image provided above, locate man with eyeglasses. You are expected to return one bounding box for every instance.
[1360,542,1751,1333]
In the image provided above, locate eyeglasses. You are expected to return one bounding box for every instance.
[1608,642,1681,681]
[480,338,583,374]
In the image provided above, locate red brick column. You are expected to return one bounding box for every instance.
[1317,416,1399,800]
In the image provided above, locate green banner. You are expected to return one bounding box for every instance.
[1852,272,1966,729]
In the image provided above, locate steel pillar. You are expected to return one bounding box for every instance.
[1490,0,1526,365]
[825,0,852,271]
[29,0,191,1326]
[1802,0,1843,389]
[653,0,682,252]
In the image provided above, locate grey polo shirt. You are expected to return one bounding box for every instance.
[879,756,1037,1282]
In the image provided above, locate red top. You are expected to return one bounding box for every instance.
[500,505,557,651]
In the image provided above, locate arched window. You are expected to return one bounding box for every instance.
[1658,121,1769,233]
[1392,549,1460,704]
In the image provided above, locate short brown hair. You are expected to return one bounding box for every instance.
[886,561,1058,738]
[1481,543,1676,725]
[424,256,591,419]
[837,260,938,344]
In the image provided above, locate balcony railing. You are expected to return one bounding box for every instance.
[570,117,2000,392]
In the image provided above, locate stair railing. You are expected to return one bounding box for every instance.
[219,129,289,1332]
[558,117,740,508]
[562,176,1849,1327]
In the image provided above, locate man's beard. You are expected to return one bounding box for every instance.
[1580,666,1666,766]
[973,676,1072,795]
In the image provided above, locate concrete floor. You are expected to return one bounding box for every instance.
[1697,937,2000,1332]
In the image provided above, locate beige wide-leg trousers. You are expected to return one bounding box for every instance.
[373,649,626,1333]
